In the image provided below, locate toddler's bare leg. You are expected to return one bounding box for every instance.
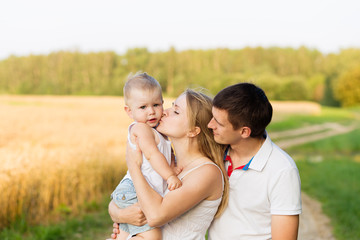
[116,230,130,240]
[130,228,161,240]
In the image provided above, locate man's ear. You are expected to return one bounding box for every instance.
[124,105,133,118]
[187,126,201,138]
[240,126,251,138]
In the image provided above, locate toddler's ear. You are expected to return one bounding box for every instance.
[124,105,133,118]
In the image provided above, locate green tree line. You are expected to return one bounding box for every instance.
[1,46,360,106]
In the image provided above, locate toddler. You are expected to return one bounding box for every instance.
[111,72,181,240]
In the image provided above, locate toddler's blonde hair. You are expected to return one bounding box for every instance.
[123,72,162,105]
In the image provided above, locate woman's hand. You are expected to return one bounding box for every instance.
[110,222,120,239]
[126,140,143,171]
[108,201,146,226]
[108,203,147,239]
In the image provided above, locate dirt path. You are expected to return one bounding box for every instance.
[271,122,358,240]
[298,193,336,240]
[274,122,358,149]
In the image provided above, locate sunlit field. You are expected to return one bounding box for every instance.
[0,95,321,230]
[0,95,134,228]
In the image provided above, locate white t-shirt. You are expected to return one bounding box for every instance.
[208,134,302,240]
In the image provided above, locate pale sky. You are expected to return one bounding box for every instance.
[1,0,359,60]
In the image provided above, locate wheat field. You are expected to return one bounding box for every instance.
[0,95,139,228]
[0,95,319,229]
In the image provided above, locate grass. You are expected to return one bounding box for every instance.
[287,128,360,155]
[297,158,360,240]
[268,106,357,132]
[287,127,360,240]
[0,196,114,240]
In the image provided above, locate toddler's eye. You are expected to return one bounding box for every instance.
[140,106,146,109]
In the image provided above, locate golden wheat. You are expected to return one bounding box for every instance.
[0,95,137,228]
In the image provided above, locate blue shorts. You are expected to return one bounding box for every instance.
[111,178,154,235]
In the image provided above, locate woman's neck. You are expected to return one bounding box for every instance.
[171,138,204,169]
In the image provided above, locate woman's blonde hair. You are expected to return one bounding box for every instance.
[185,89,229,218]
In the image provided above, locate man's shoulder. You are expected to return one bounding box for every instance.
[267,142,298,170]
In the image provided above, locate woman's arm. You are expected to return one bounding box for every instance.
[126,143,222,227]
[108,200,147,226]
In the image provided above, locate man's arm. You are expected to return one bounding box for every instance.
[270,167,301,240]
[271,215,299,240]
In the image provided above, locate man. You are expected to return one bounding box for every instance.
[208,83,302,240]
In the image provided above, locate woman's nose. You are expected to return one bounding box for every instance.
[163,108,170,117]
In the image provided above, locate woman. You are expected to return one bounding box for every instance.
[109,89,229,239]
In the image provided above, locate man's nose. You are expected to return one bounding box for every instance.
[208,118,215,129]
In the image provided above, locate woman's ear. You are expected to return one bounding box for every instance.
[187,126,201,138]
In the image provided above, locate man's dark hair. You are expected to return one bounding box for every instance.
[213,82,273,138]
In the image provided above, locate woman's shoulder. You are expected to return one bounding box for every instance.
[198,159,222,171]
[181,160,223,200]
[198,161,222,173]
[182,160,222,183]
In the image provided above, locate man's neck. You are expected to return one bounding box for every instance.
[229,137,264,168]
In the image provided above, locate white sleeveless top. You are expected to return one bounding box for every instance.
[122,122,172,196]
[162,162,223,240]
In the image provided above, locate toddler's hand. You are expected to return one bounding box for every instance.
[167,175,182,191]
[173,166,183,176]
